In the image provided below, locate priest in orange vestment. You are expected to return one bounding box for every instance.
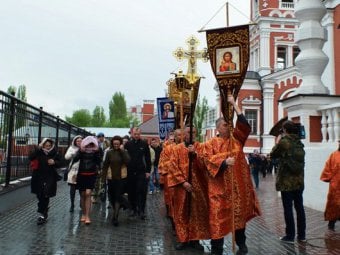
[158,130,182,220]
[168,126,210,251]
[203,95,261,255]
[320,140,340,230]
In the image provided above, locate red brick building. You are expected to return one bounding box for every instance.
[203,0,340,154]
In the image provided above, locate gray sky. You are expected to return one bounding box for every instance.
[0,0,250,118]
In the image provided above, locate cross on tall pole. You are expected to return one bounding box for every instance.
[173,36,208,84]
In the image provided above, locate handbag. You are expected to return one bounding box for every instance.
[30,159,39,171]
[121,164,127,179]
[67,161,79,184]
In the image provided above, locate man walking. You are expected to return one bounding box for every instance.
[125,127,151,220]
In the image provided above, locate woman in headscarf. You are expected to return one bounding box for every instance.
[64,135,83,212]
[29,138,61,225]
[73,136,102,224]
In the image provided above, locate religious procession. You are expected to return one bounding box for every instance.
[1,0,340,255]
[23,18,340,255]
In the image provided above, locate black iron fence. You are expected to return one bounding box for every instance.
[0,90,93,186]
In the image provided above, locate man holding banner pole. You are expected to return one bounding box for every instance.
[203,95,260,255]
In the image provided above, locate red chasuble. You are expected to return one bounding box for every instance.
[158,142,175,218]
[203,118,261,239]
[320,150,340,221]
[168,142,210,242]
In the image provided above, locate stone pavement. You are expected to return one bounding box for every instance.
[0,174,339,255]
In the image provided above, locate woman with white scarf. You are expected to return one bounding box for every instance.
[29,138,61,225]
[64,135,83,212]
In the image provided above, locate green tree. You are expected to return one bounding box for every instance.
[91,106,106,127]
[7,86,16,95]
[193,96,209,142]
[17,85,27,102]
[108,92,129,127]
[66,109,92,127]
[6,85,27,129]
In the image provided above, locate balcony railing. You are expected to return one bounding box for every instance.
[280,1,295,9]
[319,103,340,143]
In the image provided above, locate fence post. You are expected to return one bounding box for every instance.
[38,107,43,144]
[55,116,60,146]
[67,125,71,146]
[5,93,16,187]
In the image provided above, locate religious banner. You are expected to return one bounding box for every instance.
[157,97,175,140]
[205,25,250,122]
[167,77,201,129]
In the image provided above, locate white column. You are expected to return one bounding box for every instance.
[258,28,271,76]
[294,0,329,94]
[321,10,335,94]
[287,45,293,67]
[321,110,327,142]
[327,109,334,142]
[261,80,276,153]
[262,82,275,135]
[333,107,339,142]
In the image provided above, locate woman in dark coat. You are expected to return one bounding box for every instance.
[29,138,61,225]
[102,136,130,226]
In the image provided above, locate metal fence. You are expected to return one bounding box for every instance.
[0,90,93,186]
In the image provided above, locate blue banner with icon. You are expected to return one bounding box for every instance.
[157,97,175,140]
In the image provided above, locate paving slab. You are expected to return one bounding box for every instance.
[0,174,339,255]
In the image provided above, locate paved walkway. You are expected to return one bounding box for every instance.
[0,174,339,255]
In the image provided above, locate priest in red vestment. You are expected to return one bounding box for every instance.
[203,95,261,255]
[320,140,340,230]
[168,126,210,251]
[158,130,182,220]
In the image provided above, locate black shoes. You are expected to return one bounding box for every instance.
[175,242,187,250]
[140,212,146,220]
[189,240,204,251]
[280,236,294,244]
[128,210,137,218]
[211,247,223,255]
[37,216,46,225]
[175,241,204,251]
[328,220,336,230]
[112,218,119,227]
[236,244,248,255]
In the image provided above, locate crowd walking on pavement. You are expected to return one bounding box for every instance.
[27,97,340,255]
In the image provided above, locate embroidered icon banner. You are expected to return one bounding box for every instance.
[205,25,250,123]
[157,97,175,140]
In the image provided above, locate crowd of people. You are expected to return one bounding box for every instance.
[28,95,340,255]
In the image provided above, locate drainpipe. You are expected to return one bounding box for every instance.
[259,79,264,154]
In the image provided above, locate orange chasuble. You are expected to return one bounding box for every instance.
[203,118,261,240]
[168,142,210,242]
[320,150,340,221]
[158,142,176,218]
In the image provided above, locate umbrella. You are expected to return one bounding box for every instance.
[269,116,288,136]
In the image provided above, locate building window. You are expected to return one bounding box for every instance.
[280,0,294,9]
[277,46,287,69]
[244,109,258,135]
[293,46,300,65]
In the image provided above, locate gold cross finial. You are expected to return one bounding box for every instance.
[173,36,208,84]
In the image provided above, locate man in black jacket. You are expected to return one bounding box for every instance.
[125,127,151,219]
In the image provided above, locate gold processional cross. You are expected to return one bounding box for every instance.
[173,36,209,85]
